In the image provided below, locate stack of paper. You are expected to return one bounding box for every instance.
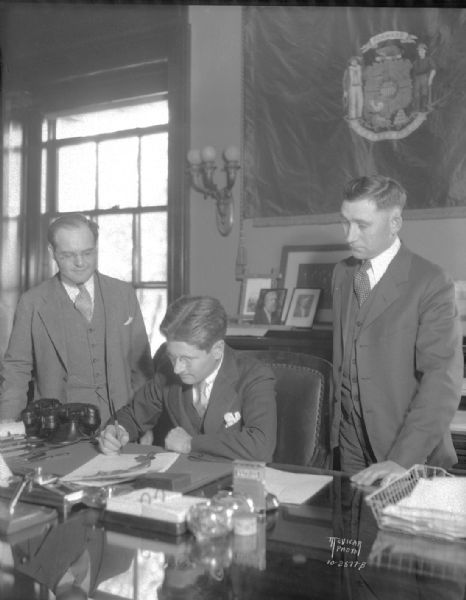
[382,478,466,539]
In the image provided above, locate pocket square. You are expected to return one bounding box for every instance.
[224,411,241,428]
[123,316,134,326]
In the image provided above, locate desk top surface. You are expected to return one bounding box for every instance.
[1,443,465,600]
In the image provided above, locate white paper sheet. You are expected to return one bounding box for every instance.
[265,467,332,504]
[61,452,180,486]
[0,422,25,438]
[450,410,466,433]
[0,453,13,487]
[381,478,466,539]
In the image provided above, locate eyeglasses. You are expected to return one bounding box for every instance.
[168,354,198,368]
[54,248,96,261]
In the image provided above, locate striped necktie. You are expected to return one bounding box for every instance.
[193,381,208,419]
[353,260,371,307]
[75,284,93,322]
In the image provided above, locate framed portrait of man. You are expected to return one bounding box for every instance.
[285,288,321,328]
[253,288,287,325]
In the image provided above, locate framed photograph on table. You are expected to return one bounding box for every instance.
[285,288,321,328]
[239,275,273,320]
[253,288,287,325]
[280,245,349,324]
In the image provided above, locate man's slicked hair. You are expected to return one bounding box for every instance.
[343,176,407,211]
[48,213,99,249]
[160,296,227,351]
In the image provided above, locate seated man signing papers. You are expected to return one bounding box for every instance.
[99,296,277,461]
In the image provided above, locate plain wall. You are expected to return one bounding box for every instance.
[188,5,466,317]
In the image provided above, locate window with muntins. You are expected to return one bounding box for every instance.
[42,97,170,353]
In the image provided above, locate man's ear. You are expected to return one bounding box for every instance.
[211,340,224,360]
[48,244,56,262]
[390,208,403,234]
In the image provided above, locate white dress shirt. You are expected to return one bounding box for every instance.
[61,276,95,305]
[366,237,401,289]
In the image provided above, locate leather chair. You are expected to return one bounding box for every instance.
[241,350,333,469]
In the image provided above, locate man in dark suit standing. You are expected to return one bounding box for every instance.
[0,214,153,423]
[99,295,277,462]
[332,176,463,485]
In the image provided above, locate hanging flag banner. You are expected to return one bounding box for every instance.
[243,6,466,224]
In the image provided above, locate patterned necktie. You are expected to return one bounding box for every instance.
[353,260,372,307]
[75,284,93,322]
[193,381,208,419]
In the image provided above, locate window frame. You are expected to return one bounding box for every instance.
[18,13,190,306]
[41,100,170,287]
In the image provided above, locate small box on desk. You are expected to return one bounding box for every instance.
[103,488,206,537]
[233,460,266,511]
[133,472,192,491]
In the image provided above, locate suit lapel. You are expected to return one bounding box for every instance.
[37,275,69,370]
[96,272,114,345]
[361,244,412,330]
[166,383,200,436]
[203,348,239,432]
[334,259,358,359]
[340,265,356,357]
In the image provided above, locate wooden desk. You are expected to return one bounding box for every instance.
[1,460,465,600]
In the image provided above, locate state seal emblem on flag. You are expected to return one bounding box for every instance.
[343,31,436,141]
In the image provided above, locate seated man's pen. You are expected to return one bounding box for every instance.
[114,418,122,444]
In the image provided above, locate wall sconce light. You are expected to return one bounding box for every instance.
[187,145,240,236]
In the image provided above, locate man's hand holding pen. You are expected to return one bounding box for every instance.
[99,423,129,455]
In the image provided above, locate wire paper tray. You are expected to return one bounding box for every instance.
[368,530,466,581]
[365,464,466,541]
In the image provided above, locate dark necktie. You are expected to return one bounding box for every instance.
[353,260,371,307]
[75,284,93,322]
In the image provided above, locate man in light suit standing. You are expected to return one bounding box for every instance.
[332,176,463,485]
[0,214,153,424]
[99,295,277,462]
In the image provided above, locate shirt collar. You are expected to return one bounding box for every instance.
[203,353,223,391]
[367,237,401,286]
[61,275,95,303]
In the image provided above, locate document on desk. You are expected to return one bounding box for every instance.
[450,409,466,433]
[0,421,25,438]
[265,467,332,504]
[61,452,180,486]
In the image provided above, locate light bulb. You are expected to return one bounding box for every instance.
[223,145,240,162]
[201,146,217,162]
[187,149,202,165]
